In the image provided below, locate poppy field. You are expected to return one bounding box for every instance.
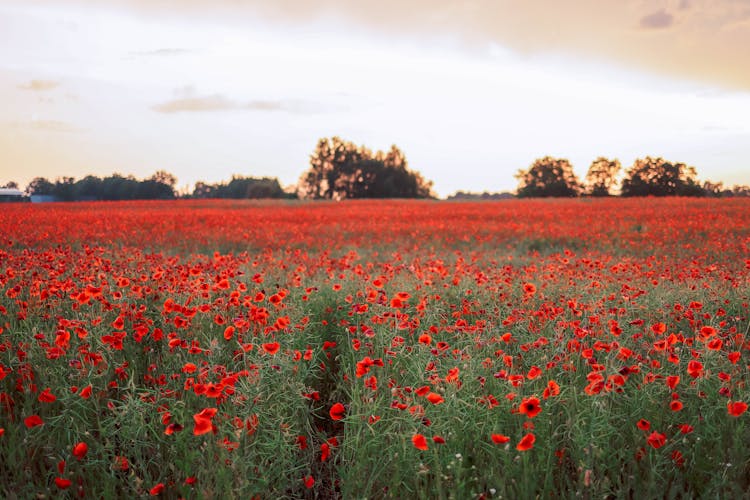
[1,198,749,498]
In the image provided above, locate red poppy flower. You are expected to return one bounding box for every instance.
[516,433,535,451]
[38,388,56,403]
[432,435,446,444]
[303,475,315,489]
[262,342,280,355]
[320,442,330,462]
[670,400,683,412]
[79,385,92,399]
[679,424,694,434]
[24,415,44,428]
[223,326,235,340]
[491,434,510,444]
[54,477,72,489]
[646,431,666,449]
[687,360,703,378]
[149,483,165,496]
[72,442,88,460]
[426,393,444,405]
[329,402,346,421]
[727,401,748,417]
[522,283,537,295]
[193,407,217,436]
[543,380,560,399]
[665,376,679,390]
[518,396,542,418]
[651,322,666,334]
[412,433,429,451]
[636,419,650,431]
[164,423,184,435]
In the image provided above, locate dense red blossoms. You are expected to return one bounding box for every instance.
[0,198,748,498]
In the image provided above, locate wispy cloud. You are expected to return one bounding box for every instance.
[130,48,194,57]
[151,93,318,113]
[18,80,60,91]
[152,95,236,113]
[10,119,81,133]
[640,9,675,29]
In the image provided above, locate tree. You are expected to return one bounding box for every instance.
[584,157,621,196]
[25,177,55,196]
[190,176,289,199]
[1,181,19,189]
[298,137,433,199]
[54,177,77,201]
[515,157,581,197]
[621,157,703,197]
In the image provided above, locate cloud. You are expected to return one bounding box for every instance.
[151,92,319,114]
[10,119,81,133]
[17,0,750,90]
[640,9,675,29]
[130,48,193,57]
[18,80,60,91]
[152,95,236,113]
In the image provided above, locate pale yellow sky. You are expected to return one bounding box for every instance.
[1,0,749,196]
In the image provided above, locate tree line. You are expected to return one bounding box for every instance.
[515,156,749,198]
[4,138,749,201]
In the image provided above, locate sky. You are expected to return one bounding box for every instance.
[1,0,749,197]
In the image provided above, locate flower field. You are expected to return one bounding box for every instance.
[1,198,749,498]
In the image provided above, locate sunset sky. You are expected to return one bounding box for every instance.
[1,0,749,197]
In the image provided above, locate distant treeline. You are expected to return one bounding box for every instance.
[514,156,750,198]
[192,176,295,199]
[10,173,296,202]
[3,139,750,201]
[21,172,179,201]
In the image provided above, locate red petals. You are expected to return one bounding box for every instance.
[38,387,56,403]
[411,433,428,451]
[193,407,217,436]
[54,477,72,489]
[518,396,542,418]
[303,475,315,489]
[646,431,667,449]
[149,483,165,496]
[72,441,88,460]
[262,342,280,355]
[24,415,44,428]
[516,433,536,451]
[491,434,510,444]
[329,402,346,421]
[426,392,444,405]
[728,401,748,417]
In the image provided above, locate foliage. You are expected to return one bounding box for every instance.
[584,157,621,196]
[24,171,177,201]
[447,191,515,200]
[192,176,292,199]
[621,157,704,197]
[298,137,433,199]
[516,156,582,197]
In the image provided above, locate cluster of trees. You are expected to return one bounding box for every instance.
[23,171,177,201]
[8,141,749,201]
[516,156,746,198]
[297,137,433,199]
[191,176,293,199]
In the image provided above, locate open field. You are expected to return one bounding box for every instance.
[1,198,749,498]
